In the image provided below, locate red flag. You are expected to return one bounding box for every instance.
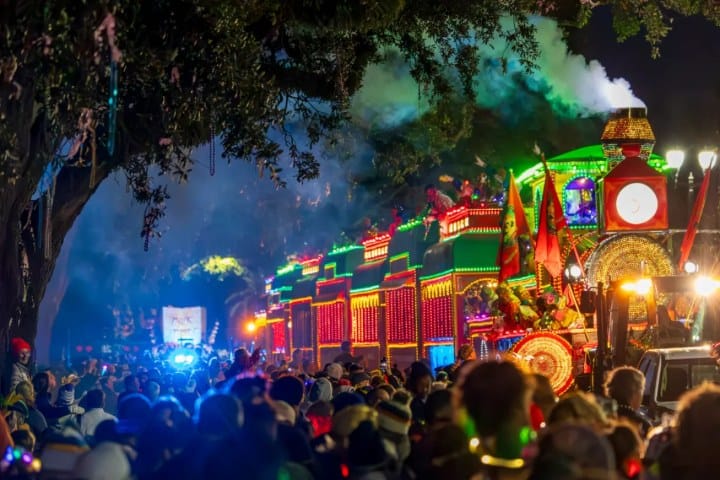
[563,283,576,308]
[678,169,711,269]
[498,172,532,281]
[536,166,567,279]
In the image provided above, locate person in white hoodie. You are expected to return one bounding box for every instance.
[79,389,116,440]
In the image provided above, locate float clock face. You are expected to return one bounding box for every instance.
[615,182,658,225]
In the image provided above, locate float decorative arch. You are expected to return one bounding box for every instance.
[585,234,674,286]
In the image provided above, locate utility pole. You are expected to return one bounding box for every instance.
[593,282,607,395]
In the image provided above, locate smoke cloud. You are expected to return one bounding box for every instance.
[473,16,644,115]
[351,16,644,129]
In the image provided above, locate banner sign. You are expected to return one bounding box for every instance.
[162,306,206,345]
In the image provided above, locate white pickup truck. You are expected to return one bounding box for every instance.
[637,345,720,422]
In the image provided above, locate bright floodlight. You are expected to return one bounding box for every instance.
[174,354,186,364]
[568,265,582,279]
[246,322,257,334]
[620,278,651,295]
[665,150,685,170]
[698,150,717,170]
[684,261,699,274]
[695,275,719,296]
[635,278,653,296]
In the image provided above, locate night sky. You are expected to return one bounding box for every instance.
[41,9,720,360]
[574,10,720,160]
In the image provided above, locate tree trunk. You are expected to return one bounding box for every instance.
[35,224,77,365]
[0,164,111,390]
[0,68,123,392]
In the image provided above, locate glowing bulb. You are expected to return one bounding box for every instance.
[568,265,582,279]
[684,261,699,274]
[698,151,717,170]
[665,150,685,170]
[246,322,257,333]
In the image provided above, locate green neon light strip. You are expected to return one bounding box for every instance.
[419,269,453,281]
[276,264,300,276]
[419,268,536,282]
[327,245,364,255]
[397,218,425,232]
[317,272,354,281]
[506,274,536,284]
[454,267,501,273]
[389,252,410,262]
[350,284,381,293]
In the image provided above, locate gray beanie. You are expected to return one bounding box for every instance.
[309,377,333,403]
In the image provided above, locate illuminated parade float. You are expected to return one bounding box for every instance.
[348,233,392,368]
[258,107,720,393]
[314,245,364,366]
[382,219,428,369]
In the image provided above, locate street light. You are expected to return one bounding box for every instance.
[684,261,699,274]
[666,149,685,169]
[698,150,717,170]
[666,150,685,188]
[564,264,583,284]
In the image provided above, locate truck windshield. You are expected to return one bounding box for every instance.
[658,359,720,402]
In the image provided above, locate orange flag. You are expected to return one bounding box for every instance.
[678,168,711,269]
[536,165,567,279]
[498,172,532,281]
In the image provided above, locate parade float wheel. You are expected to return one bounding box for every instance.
[511,332,574,395]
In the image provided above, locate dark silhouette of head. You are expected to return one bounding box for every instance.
[85,388,106,410]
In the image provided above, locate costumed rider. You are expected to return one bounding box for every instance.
[424,184,455,218]
[423,184,455,237]
[388,204,409,236]
[495,284,522,331]
[9,337,32,392]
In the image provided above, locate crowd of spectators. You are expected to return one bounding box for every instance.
[1,338,720,480]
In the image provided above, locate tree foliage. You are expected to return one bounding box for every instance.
[574,0,720,58]
[1,0,720,347]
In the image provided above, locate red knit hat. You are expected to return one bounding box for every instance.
[11,337,31,357]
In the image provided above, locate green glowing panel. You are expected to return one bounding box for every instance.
[321,247,364,277]
[388,220,430,270]
[291,277,316,299]
[351,259,388,291]
[420,234,501,277]
[516,144,667,186]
